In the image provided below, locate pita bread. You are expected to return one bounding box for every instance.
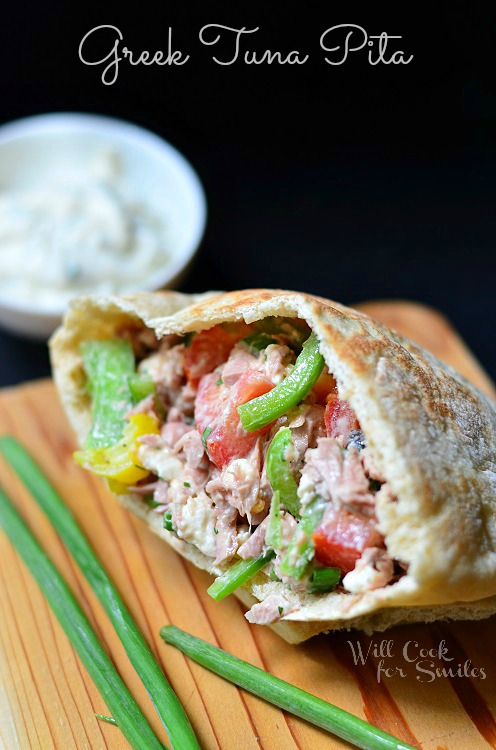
[50,289,496,643]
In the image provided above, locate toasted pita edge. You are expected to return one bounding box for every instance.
[50,289,496,642]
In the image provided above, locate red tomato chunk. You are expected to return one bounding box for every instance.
[324,391,359,439]
[195,370,275,469]
[184,325,249,386]
[313,508,382,574]
[312,371,337,405]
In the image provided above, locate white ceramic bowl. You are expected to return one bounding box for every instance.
[0,113,207,339]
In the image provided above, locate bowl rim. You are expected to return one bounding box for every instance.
[0,111,207,317]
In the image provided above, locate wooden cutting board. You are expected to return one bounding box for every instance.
[0,300,495,750]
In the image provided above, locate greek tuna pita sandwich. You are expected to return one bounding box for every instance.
[50,289,496,644]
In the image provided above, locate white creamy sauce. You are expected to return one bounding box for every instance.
[138,442,183,482]
[342,560,382,593]
[296,471,317,512]
[0,150,172,308]
[171,486,218,558]
[236,524,251,548]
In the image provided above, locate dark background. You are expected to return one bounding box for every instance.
[0,2,495,386]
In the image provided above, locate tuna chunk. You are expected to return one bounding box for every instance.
[298,438,345,509]
[238,518,268,559]
[174,381,197,416]
[299,438,379,517]
[245,593,298,624]
[222,341,292,387]
[175,429,207,470]
[161,421,194,448]
[206,440,263,520]
[212,498,239,565]
[288,404,326,470]
[361,447,386,484]
[140,343,186,392]
[262,344,293,384]
[339,446,377,516]
[222,345,259,386]
[126,394,156,418]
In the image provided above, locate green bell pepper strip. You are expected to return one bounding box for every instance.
[82,339,136,449]
[237,332,325,432]
[128,373,156,402]
[278,497,327,579]
[265,490,282,549]
[207,550,275,601]
[309,566,341,594]
[266,427,300,517]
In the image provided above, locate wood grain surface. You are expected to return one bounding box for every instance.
[0,300,495,750]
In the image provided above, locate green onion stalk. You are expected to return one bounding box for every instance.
[207,551,275,601]
[161,625,416,750]
[0,436,200,750]
[0,484,165,750]
[309,566,341,594]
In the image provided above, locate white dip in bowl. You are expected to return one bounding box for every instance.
[0,113,207,339]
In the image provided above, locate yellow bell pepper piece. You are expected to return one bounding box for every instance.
[74,414,160,485]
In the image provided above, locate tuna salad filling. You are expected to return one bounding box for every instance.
[75,318,407,625]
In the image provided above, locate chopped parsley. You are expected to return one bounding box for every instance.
[144,494,160,508]
[184,481,191,488]
[278,606,283,616]
[201,427,212,448]
[183,332,195,348]
[163,512,174,532]
[216,378,223,386]
[214,528,219,535]
[242,331,278,353]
